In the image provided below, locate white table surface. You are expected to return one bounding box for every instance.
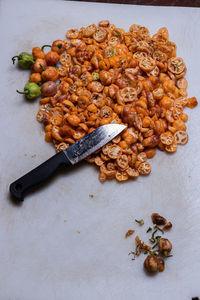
[0,0,200,299]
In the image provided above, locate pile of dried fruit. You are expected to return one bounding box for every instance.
[126,213,173,274]
[13,21,198,182]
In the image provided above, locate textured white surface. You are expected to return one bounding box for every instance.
[0,1,200,299]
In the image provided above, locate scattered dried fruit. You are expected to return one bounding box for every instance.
[13,22,198,183]
[158,238,172,256]
[125,230,135,238]
[163,222,173,231]
[144,255,165,273]
[151,213,167,225]
[126,213,173,275]
[135,235,152,251]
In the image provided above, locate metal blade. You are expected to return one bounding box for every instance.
[64,124,126,165]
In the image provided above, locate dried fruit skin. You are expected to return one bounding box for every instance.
[31,21,198,183]
[125,230,135,238]
[151,213,167,225]
[158,238,172,255]
[144,255,158,272]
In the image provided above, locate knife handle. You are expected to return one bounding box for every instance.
[9,151,71,202]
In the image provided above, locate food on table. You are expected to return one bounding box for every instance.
[151,213,167,225]
[41,81,57,97]
[144,255,165,272]
[135,235,152,251]
[151,213,173,231]
[158,238,172,256]
[16,82,41,100]
[13,21,198,182]
[127,213,173,274]
[12,52,34,69]
[162,221,172,231]
[125,229,135,238]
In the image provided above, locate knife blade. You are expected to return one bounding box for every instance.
[10,124,126,202]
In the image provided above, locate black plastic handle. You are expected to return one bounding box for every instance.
[10,151,71,202]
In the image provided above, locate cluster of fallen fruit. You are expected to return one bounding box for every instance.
[125,213,173,273]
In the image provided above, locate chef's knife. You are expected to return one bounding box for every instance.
[10,124,126,202]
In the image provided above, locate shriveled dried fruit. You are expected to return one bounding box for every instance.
[83,24,97,37]
[186,97,198,108]
[138,162,151,175]
[125,230,135,238]
[99,20,110,27]
[160,132,174,145]
[99,172,106,183]
[151,213,167,225]
[137,152,147,162]
[93,28,107,42]
[126,168,139,178]
[60,53,72,66]
[168,57,185,74]
[144,255,159,272]
[163,222,172,231]
[29,21,198,183]
[66,29,79,39]
[95,156,104,166]
[102,142,112,155]
[139,57,156,72]
[174,130,188,145]
[177,78,188,89]
[107,145,122,159]
[157,258,165,272]
[165,143,177,153]
[117,87,137,105]
[116,154,129,170]
[135,236,151,251]
[158,238,172,256]
[115,171,129,182]
[55,142,69,152]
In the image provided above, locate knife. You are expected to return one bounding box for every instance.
[10,124,126,202]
